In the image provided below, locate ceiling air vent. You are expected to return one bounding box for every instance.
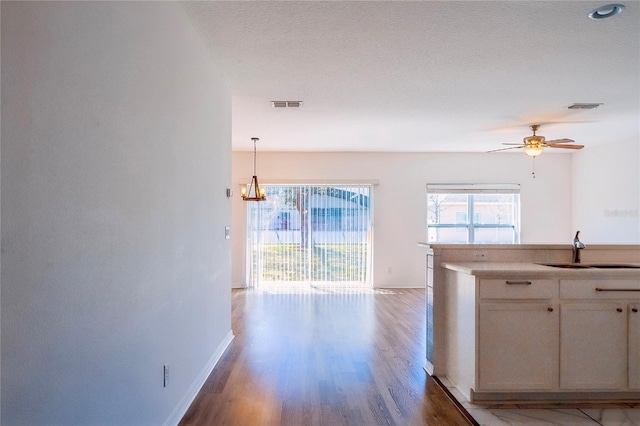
[568,103,603,110]
[271,101,303,108]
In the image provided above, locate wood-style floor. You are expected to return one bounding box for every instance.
[180,288,471,425]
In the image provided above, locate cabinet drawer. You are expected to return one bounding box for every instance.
[480,279,558,300]
[561,280,640,300]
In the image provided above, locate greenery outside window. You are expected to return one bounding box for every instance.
[427,184,520,244]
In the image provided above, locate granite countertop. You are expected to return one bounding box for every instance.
[418,242,640,250]
[419,243,571,249]
[441,261,640,279]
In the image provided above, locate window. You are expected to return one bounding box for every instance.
[427,184,520,244]
[246,184,373,288]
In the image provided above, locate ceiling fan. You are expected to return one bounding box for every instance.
[488,124,584,157]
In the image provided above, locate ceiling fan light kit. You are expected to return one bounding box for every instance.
[522,130,546,157]
[523,143,545,157]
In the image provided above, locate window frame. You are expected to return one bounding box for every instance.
[427,184,521,244]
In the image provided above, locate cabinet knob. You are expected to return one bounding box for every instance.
[547,307,554,312]
[617,308,623,312]
[633,308,638,313]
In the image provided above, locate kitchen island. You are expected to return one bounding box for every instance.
[439,260,640,404]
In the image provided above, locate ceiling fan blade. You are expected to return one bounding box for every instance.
[501,143,525,146]
[487,146,524,153]
[545,138,575,144]
[486,120,595,132]
[548,144,584,150]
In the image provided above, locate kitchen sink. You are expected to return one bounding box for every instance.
[587,264,640,269]
[539,263,592,269]
[539,263,640,269]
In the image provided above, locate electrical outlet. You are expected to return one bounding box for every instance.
[163,364,169,387]
[224,226,230,240]
[473,250,489,261]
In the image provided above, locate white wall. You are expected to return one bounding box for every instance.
[232,151,573,288]
[1,3,232,425]
[572,138,640,243]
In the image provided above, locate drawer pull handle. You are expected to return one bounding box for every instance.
[595,288,640,292]
[547,307,554,312]
[506,281,532,285]
[633,308,639,313]
[617,308,623,312]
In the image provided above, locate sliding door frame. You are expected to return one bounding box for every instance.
[245,182,375,289]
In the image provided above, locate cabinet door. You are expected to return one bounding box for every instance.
[630,303,640,390]
[478,303,558,390]
[560,302,626,390]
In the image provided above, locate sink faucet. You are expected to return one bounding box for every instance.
[573,231,585,263]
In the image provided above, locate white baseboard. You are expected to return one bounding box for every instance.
[163,330,234,426]
[233,283,424,289]
[424,360,434,375]
[374,283,425,289]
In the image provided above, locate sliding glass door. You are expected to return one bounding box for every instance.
[246,184,373,288]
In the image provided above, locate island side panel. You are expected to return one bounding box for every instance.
[431,249,447,376]
[444,268,477,401]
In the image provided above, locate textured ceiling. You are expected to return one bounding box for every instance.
[184,1,640,153]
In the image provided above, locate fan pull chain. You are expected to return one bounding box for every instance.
[531,157,536,178]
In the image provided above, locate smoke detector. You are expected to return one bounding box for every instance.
[271,101,303,108]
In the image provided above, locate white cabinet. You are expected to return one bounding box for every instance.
[559,280,640,392]
[629,303,640,389]
[444,269,640,403]
[560,302,626,389]
[478,302,558,390]
[476,278,558,391]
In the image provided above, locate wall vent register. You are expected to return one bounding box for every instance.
[271,101,303,108]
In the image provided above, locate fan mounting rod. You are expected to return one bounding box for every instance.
[530,124,540,134]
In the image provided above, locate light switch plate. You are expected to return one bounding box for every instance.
[225,226,230,239]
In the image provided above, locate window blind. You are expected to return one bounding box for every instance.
[426,183,520,194]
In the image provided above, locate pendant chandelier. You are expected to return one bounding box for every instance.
[241,137,266,201]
